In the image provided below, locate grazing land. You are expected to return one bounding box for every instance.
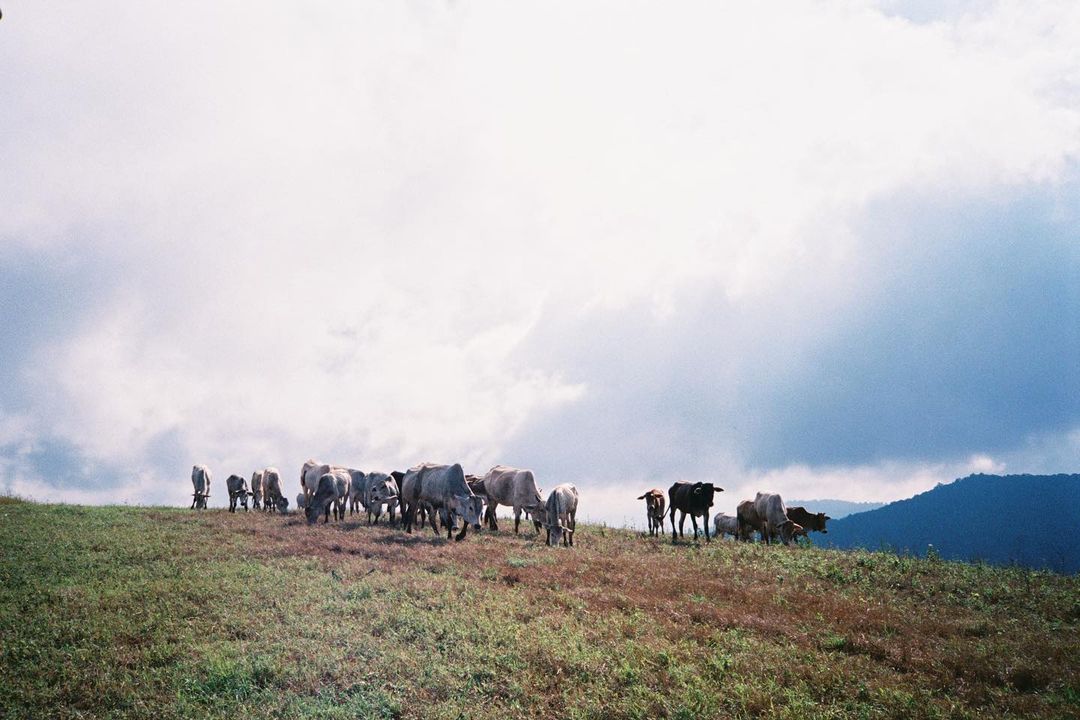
[1,497,1077,719]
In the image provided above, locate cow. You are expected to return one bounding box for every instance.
[754,492,802,546]
[329,470,351,521]
[305,473,339,524]
[296,493,307,511]
[479,465,544,534]
[348,471,368,517]
[538,483,578,547]
[250,470,264,510]
[401,463,481,541]
[637,488,666,537]
[736,499,763,541]
[399,463,437,532]
[190,465,211,509]
[301,459,332,509]
[712,512,740,539]
[668,481,721,542]
[785,506,830,540]
[263,467,289,513]
[225,474,250,512]
[363,472,400,526]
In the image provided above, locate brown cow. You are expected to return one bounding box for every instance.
[785,506,830,540]
[736,499,763,541]
[636,489,666,537]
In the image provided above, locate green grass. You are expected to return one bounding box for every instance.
[0,498,1077,719]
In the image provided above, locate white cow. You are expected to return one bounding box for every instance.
[361,471,399,526]
[540,483,578,547]
[478,465,544,534]
[250,470,265,510]
[712,512,740,539]
[401,463,481,541]
[753,492,802,546]
[225,474,250,513]
[263,467,289,513]
[304,471,350,524]
[191,465,211,509]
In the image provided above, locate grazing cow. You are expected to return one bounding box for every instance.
[712,512,740,539]
[401,463,481,541]
[263,467,289,513]
[539,483,578,547]
[785,506,830,540]
[296,493,307,511]
[364,472,400,526]
[250,470,264,510]
[736,499,763,541]
[754,492,802,546]
[480,465,544,534]
[305,473,339,524]
[668,481,722,542]
[348,470,367,517]
[637,488,666,537]
[301,459,332,509]
[191,465,211,509]
[330,470,351,521]
[225,474,250,512]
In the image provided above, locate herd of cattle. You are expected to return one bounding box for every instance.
[190,464,829,547]
[190,462,579,546]
[640,481,831,545]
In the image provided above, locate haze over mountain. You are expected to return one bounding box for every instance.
[821,474,1080,573]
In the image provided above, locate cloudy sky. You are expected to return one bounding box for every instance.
[2,1,1078,525]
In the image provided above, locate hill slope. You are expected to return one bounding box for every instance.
[822,474,1080,573]
[0,498,1077,719]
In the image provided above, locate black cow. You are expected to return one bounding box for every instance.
[668,481,722,542]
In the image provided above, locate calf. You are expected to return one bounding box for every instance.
[636,488,666,537]
[712,512,740,539]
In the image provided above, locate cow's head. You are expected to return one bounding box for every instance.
[276,495,290,513]
[547,521,574,547]
[693,483,720,507]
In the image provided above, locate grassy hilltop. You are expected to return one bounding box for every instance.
[1,498,1077,720]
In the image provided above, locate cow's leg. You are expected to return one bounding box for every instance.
[689,514,699,539]
[679,511,687,539]
[486,504,499,531]
[703,513,710,542]
[514,508,521,534]
[670,506,678,541]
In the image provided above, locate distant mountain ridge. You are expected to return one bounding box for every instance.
[786,499,885,519]
[821,474,1080,573]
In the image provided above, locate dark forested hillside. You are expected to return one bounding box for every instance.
[822,474,1080,573]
